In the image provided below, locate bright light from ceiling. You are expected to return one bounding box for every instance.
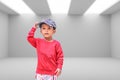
[84,0,120,15]
[47,0,71,14]
[0,0,35,14]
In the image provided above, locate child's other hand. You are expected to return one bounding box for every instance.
[34,22,39,29]
[54,68,61,77]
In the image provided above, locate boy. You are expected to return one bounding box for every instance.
[27,19,64,80]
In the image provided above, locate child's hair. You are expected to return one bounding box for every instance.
[39,18,56,30]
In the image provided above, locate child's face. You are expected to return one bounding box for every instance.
[40,24,56,39]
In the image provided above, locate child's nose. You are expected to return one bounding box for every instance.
[45,29,48,32]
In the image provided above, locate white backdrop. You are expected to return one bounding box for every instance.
[8,14,111,57]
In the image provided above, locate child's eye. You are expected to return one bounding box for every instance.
[48,27,51,30]
[42,28,46,30]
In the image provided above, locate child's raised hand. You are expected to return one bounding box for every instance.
[54,68,61,77]
[34,22,39,29]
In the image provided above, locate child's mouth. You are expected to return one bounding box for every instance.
[45,33,49,35]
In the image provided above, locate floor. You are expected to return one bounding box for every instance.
[0,57,120,80]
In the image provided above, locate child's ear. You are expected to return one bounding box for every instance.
[53,30,56,34]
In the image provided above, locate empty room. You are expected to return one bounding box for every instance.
[0,0,120,80]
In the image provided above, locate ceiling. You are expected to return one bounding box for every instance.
[0,0,120,15]
[0,2,18,15]
[102,1,120,15]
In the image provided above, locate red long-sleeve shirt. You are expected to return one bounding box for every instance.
[27,27,64,75]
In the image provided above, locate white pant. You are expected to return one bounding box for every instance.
[35,74,57,80]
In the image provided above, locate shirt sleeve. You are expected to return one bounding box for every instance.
[27,27,37,48]
[56,42,64,70]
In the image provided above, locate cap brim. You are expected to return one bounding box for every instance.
[39,22,53,28]
[39,22,45,28]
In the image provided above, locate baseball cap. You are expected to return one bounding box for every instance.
[39,18,56,29]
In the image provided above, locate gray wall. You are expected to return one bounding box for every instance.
[8,14,111,57]
[0,11,8,58]
[111,10,120,58]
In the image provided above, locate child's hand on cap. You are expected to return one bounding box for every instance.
[34,22,39,29]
